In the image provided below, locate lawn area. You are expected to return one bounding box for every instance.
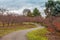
[0,23,36,37]
[27,28,48,40]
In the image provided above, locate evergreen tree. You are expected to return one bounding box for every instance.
[33,8,41,16]
[45,0,60,16]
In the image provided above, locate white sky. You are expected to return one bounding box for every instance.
[0,0,47,17]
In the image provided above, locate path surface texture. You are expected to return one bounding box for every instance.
[1,24,44,40]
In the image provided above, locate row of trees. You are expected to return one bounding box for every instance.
[0,13,19,27]
[0,8,41,27]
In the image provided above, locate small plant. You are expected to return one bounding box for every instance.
[27,28,48,40]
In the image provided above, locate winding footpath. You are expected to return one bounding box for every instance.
[1,24,44,40]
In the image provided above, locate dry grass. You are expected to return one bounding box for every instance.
[0,23,36,37]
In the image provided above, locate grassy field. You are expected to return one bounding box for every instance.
[27,28,48,40]
[0,23,36,37]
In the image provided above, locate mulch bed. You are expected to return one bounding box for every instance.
[0,36,2,40]
[46,32,60,40]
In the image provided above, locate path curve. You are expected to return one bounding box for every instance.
[1,24,44,40]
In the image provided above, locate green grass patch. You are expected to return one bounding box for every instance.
[0,24,36,37]
[27,28,48,40]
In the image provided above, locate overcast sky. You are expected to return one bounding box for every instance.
[0,0,48,17]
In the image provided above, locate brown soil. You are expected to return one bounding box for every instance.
[46,32,60,40]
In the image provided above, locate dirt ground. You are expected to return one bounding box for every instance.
[46,32,60,40]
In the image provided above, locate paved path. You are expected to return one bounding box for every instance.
[1,24,44,40]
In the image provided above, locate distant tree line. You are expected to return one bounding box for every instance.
[23,8,41,17]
